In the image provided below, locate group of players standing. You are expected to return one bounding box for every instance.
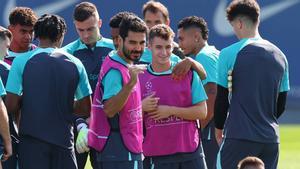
[0,0,289,169]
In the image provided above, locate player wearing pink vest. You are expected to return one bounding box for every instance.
[140,24,208,169]
[76,15,148,169]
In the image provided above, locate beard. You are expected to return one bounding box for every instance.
[122,45,143,63]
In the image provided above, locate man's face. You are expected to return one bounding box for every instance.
[8,24,34,50]
[120,31,146,63]
[149,36,172,66]
[144,11,168,29]
[0,37,11,58]
[110,27,120,49]
[74,16,101,46]
[177,28,197,56]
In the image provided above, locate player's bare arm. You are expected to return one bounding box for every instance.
[0,98,12,161]
[172,57,206,80]
[148,101,207,121]
[74,95,92,116]
[103,65,145,118]
[201,82,217,128]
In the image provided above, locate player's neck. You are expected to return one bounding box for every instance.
[239,28,260,39]
[192,41,206,56]
[9,42,30,53]
[151,62,171,73]
[39,39,59,49]
[117,50,134,65]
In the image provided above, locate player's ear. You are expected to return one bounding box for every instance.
[238,18,243,29]
[98,19,102,28]
[165,19,170,26]
[148,40,152,49]
[118,35,123,47]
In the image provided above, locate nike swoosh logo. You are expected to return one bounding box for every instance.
[3,0,80,26]
[213,0,300,37]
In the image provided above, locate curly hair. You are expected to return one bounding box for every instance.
[178,16,209,40]
[34,14,67,43]
[9,7,37,26]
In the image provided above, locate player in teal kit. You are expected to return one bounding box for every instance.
[214,1,289,169]
[5,7,37,65]
[3,8,37,168]
[5,14,92,169]
[177,16,219,169]
[63,2,114,168]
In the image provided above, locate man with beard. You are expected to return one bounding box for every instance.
[76,15,147,169]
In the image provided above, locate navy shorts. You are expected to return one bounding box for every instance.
[18,135,77,169]
[202,138,219,169]
[147,144,207,169]
[216,138,278,169]
[97,160,143,169]
[149,156,207,169]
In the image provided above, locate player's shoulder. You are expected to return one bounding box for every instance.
[62,39,82,54]
[97,37,115,49]
[0,60,11,69]
[54,48,83,67]
[260,39,286,57]
[13,48,37,65]
[197,45,219,62]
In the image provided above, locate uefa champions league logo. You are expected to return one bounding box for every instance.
[145,81,152,90]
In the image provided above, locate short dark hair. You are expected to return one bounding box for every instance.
[119,15,148,40]
[237,156,265,169]
[226,0,260,23]
[73,2,99,22]
[0,26,12,41]
[9,7,37,26]
[149,24,174,43]
[34,14,67,43]
[109,11,136,28]
[142,1,169,21]
[178,16,209,40]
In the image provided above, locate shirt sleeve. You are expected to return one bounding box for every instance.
[102,69,123,100]
[170,53,182,63]
[0,78,6,96]
[195,54,218,86]
[75,61,92,100]
[191,71,208,104]
[217,49,230,88]
[280,60,290,92]
[6,57,25,95]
